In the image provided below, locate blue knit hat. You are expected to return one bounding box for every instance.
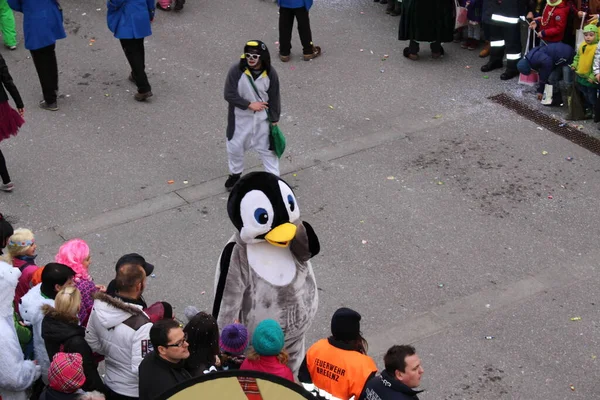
[517,57,531,75]
[252,319,284,356]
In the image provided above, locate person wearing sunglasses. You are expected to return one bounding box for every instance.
[139,319,192,400]
[223,40,281,190]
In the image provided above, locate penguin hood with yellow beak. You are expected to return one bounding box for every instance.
[228,172,300,246]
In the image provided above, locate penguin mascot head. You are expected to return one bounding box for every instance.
[227,171,299,246]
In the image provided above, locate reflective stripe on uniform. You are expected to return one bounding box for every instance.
[491,14,520,24]
[490,40,506,47]
[301,384,347,400]
[506,53,522,60]
[317,388,345,400]
[302,383,315,392]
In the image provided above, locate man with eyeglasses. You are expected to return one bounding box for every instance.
[139,319,192,400]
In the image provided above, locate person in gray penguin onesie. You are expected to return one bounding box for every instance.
[212,171,320,374]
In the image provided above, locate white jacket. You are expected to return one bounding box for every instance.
[85,293,152,398]
[0,261,41,400]
[18,283,53,385]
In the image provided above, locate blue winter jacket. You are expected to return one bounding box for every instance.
[277,0,312,10]
[7,0,66,51]
[107,0,155,39]
[525,42,575,94]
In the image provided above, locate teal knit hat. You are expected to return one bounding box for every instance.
[252,319,285,356]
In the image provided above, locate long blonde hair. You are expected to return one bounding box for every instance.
[55,286,81,317]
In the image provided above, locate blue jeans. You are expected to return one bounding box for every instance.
[548,65,573,94]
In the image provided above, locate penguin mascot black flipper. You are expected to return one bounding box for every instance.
[212,172,319,375]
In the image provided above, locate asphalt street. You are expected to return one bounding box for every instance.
[1,0,599,398]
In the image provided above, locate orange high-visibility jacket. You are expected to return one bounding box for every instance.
[299,338,377,400]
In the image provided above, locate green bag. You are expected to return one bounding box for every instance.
[246,74,285,158]
[268,121,286,158]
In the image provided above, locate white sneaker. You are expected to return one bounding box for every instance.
[0,182,14,192]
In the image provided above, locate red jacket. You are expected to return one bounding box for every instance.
[239,356,294,382]
[538,2,571,42]
[12,257,40,315]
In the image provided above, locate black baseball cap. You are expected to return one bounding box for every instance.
[115,253,154,276]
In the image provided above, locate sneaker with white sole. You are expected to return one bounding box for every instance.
[39,100,59,111]
[0,182,14,192]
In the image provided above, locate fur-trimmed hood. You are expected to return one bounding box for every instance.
[91,292,147,330]
[41,304,79,324]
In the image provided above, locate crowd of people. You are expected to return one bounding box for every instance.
[401,0,600,125]
[3,1,598,399]
[0,214,425,400]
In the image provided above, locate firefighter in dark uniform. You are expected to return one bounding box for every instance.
[481,0,533,80]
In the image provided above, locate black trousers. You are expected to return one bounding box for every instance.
[279,7,314,56]
[120,38,151,94]
[0,149,10,184]
[30,44,58,104]
[408,40,442,54]
[488,22,521,71]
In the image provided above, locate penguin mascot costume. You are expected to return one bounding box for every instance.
[212,171,320,374]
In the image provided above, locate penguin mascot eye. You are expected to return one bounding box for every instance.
[254,208,269,224]
[239,190,275,243]
[278,181,300,222]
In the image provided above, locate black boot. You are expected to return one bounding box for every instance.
[385,0,394,13]
[549,91,564,107]
[481,60,503,72]
[173,0,185,11]
[500,69,519,80]
[403,41,419,60]
[430,42,444,59]
[390,0,401,15]
[224,174,241,191]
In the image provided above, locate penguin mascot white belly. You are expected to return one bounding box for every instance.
[212,171,320,374]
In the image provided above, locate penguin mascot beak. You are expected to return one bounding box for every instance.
[265,222,297,247]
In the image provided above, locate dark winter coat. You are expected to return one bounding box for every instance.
[524,42,575,93]
[359,370,423,400]
[138,351,192,400]
[41,305,106,394]
[483,0,530,24]
[467,0,483,22]
[0,54,23,109]
[39,388,82,400]
[398,0,455,43]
